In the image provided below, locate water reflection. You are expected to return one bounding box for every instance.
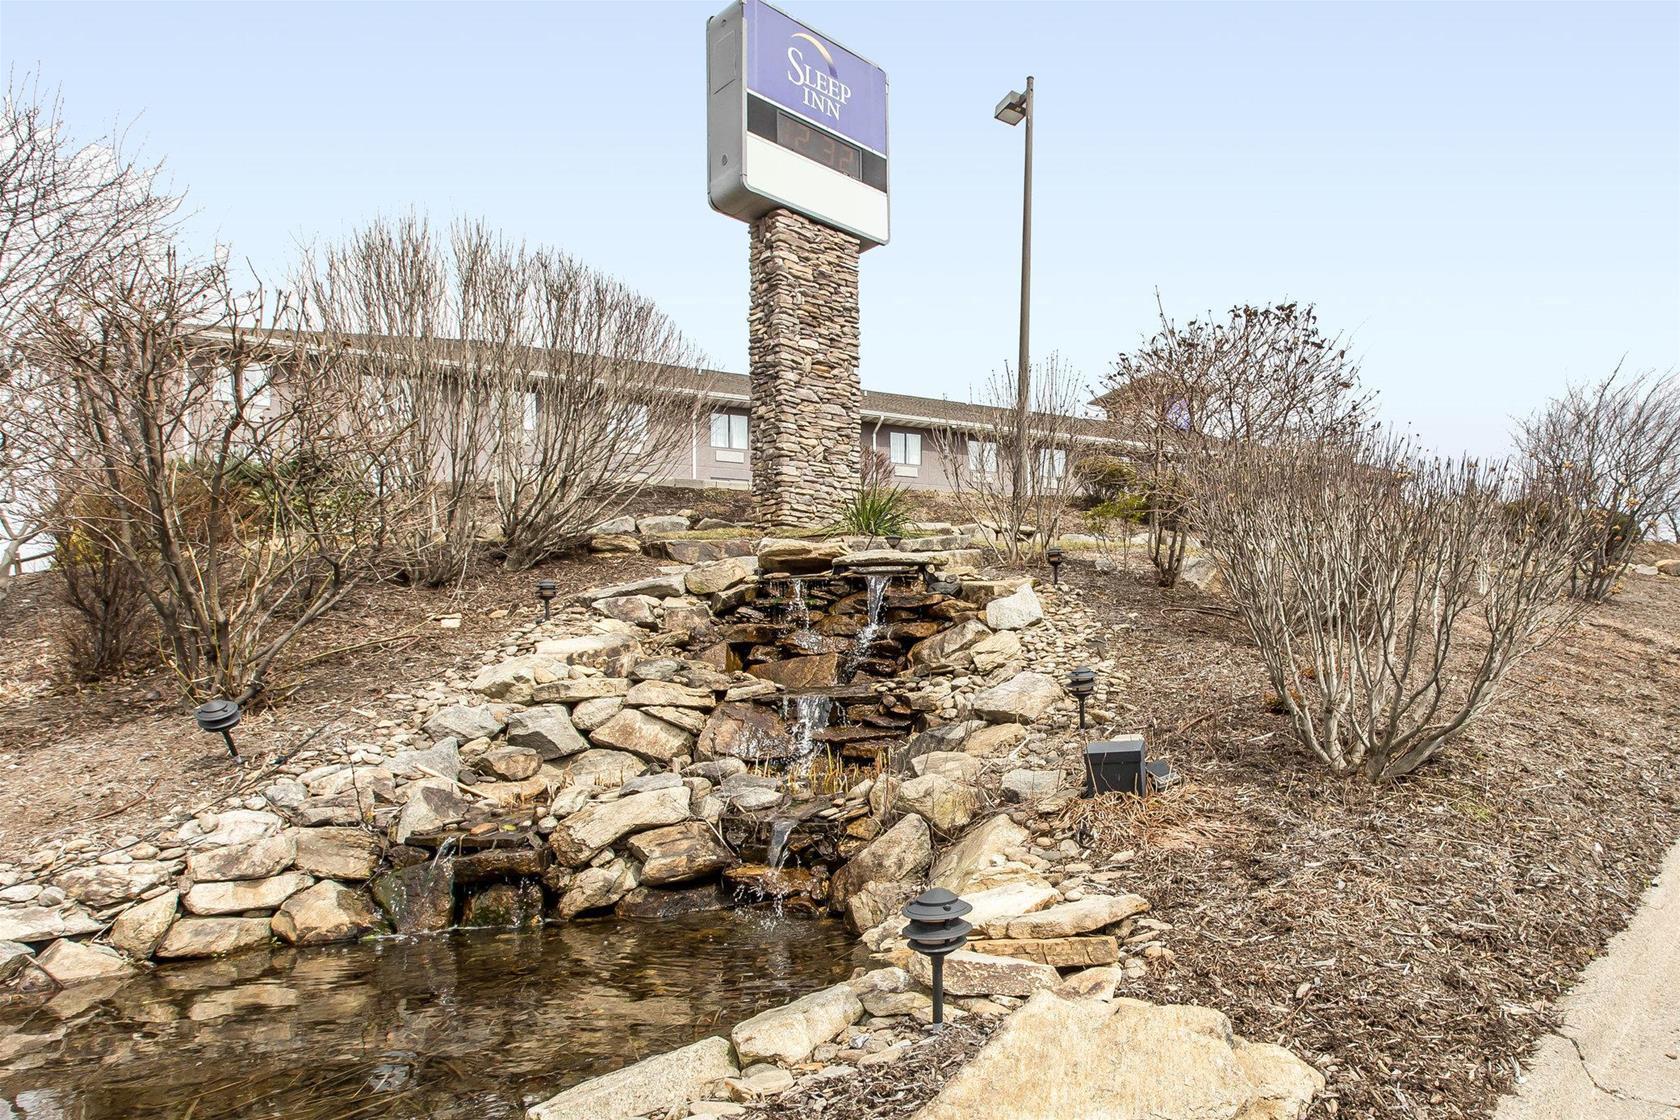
[0,912,861,1119]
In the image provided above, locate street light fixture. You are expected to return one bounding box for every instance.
[994,78,1034,533]
[536,578,558,622]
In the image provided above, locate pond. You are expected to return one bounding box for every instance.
[0,912,863,1119]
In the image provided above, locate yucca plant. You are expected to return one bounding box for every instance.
[838,484,913,540]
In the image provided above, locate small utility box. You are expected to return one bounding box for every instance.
[1083,736,1145,795]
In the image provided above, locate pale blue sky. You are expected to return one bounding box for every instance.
[4,0,1676,456]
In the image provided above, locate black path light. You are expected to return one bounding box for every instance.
[902,887,973,1026]
[1068,666,1096,729]
[535,578,558,622]
[194,699,243,763]
[1045,544,1065,587]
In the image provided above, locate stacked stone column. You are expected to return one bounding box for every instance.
[747,208,862,528]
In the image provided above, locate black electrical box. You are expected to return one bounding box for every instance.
[1084,736,1145,795]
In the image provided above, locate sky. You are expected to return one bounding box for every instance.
[3,0,1676,457]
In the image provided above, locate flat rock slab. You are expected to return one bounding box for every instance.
[971,936,1120,968]
[907,948,1059,997]
[910,992,1323,1120]
[528,1034,738,1120]
[731,982,864,1065]
[987,895,1150,939]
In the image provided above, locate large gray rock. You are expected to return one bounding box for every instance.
[389,741,461,783]
[732,982,864,1064]
[186,831,296,883]
[533,676,630,704]
[845,879,917,935]
[548,786,692,867]
[527,1034,738,1120]
[1001,769,1063,805]
[422,704,504,743]
[907,948,1058,997]
[470,655,566,703]
[1178,555,1224,595]
[882,773,979,834]
[831,814,932,909]
[557,749,647,791]
[393,780,475,844]
[556,858,639,918]
[369,861,454,933]
[624,680,716,710]
[35,938,136,985]
[272,881,382,946]
[626,821,735,886]
[183,871,314,916]
[968,672,1064,724]
[985,583,1044,630]
[685,555,759,595]
[108,890,179,959]
[933,816,1030,892]
[0,940,33,983]
[154,917,274,960]
[507,706,590,759]
[569,697,623,732]
[55,860,174,908]
[0,904,103,944]
[292,828,382,881]
[636,514,691,535]
[481,745,542,781]
[534,633,643,675]
[193,809,284,848]
[909,993,1322,1120]
[590,515,637,536]
[569,574,688,605]
[909,619,994,672]
[987,895,1150,939]
[593,594,660,628]
[589,709,695,764]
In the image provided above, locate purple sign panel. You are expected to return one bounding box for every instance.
[744,0,888,156]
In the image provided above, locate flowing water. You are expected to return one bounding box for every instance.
[0,913,862,1120]
[847,574,891,673]
[781,693,833,763]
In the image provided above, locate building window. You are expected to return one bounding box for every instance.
[889,431,922,467]
[522,392,539,432]
[710,411,748,450]
[1039,447,1067,481]
[213,365,272,408]
[967,439,999,476]
[621,404,649,449]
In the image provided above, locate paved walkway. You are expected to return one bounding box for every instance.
[1492,839,1680,1120]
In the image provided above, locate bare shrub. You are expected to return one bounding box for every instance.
[1194,432,1583,781]
[53,509,150,680]
[28,252,384,701]
[1104,301,1373,586]
[1514,368,1680,601]
[937,354,1088,565]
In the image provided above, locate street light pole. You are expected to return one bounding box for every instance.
[996,77,1035,549]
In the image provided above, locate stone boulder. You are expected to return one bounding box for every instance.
[588,533,641,555]
[613,880,732,920]
[507,706,590,759]
[973,936,1120,968]
[184,871,314,916]
[389,741,462,783]
[987,894,1150,939]
[570,697,624,732]
[589,709,695,764]
[108,890,180,958]
[909,993,1323,1120]
[422,704,504,743]
[35,938,136,985]
[186,831,296,883]
[845,879,917,935]
[985,584,1043,630]
[527,1035,738,1120]
[962,723,1030,757]
[748,652,839,690]
[192,808,285,848]
[0,941,33,984]
[292,828,382,881]
[535,632,643,674]
[757,537,848,575]
[882,773,979,834]
[154,917,274,960]
[0,904,103,944]
[480,745,542,781]
[590,515,637,536]
[548,786,692,867]
[731,982,864,1065]
[1001,769,1063,805]
[369,861,455,934]
[459,881,544,929]
[557,858,639,918]
[636,513,690,535]
[907,948,1058,997]
[470,655,565,703]
[569,574,687,606]
[968,672,1064,724]
[594,594,660,627]
[533,676,630,704]
[932,815,1030,892]
[909,619,993,672]
[972,630,1024,673]
[697,702,789,761]
[272,881,382,945]
[686,555,759,595]
[913,751,984,785]
[830,814,932,910]
[627,821,736,886]
[557,749,647,791]
[55,860,174,908]
[393,780,475,845]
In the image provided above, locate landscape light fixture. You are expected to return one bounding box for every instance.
[902,887,973,1026]
[885,534,903,550]
[536,578,558,622]
[194,699,243,763]
[1068,665,1096,729]
[1046,544,1065,587]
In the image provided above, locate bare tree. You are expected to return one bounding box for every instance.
[490,248,706,569]
[0,74,180,592]
[27,251,385,701]
[937,354,1089,566]
[1194,431,1584,781]
[1514,367,1680,601]
[1104,300,1373,586]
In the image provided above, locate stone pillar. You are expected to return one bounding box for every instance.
[748,208,862,529]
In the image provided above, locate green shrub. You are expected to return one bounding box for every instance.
[838,484,913,539]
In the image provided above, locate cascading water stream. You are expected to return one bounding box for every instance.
[847,574,891,673]
[783,693,831,763]
[762,817,797,918]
